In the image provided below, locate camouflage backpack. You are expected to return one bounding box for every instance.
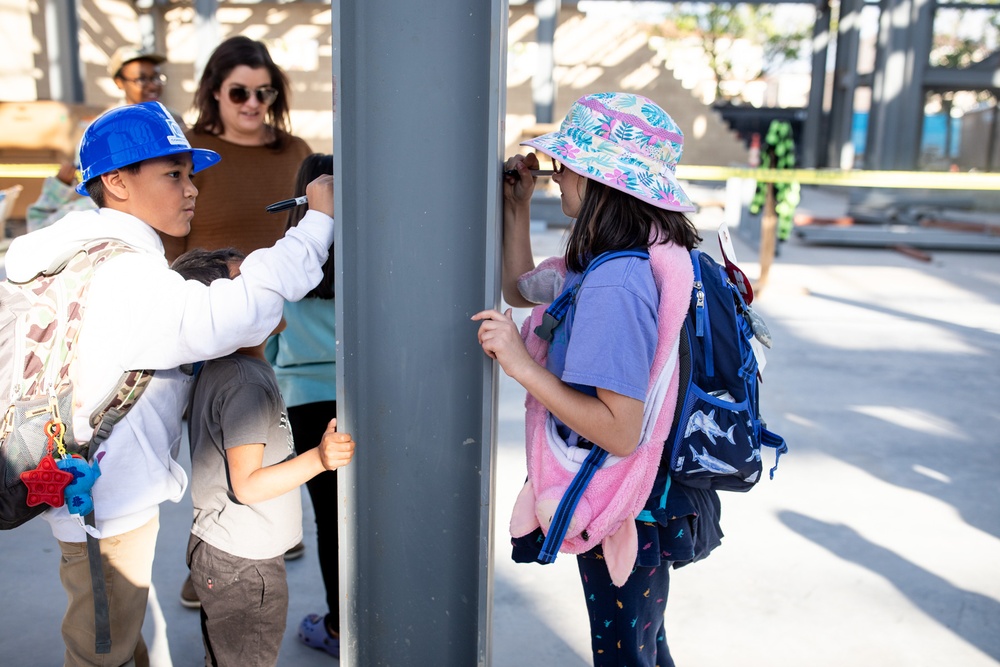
[0,239,153,530]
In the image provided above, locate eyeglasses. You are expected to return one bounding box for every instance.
[551,158,566,175]
[227,85,279,106]
[119,74,167,87]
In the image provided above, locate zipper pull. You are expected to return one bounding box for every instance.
[694,281,705,337]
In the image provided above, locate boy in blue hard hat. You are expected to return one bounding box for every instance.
[3,100,348,667]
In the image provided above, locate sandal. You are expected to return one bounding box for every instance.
[298,613,340,659]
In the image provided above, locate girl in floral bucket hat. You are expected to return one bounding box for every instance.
[475,92,721,667]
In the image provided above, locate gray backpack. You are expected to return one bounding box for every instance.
[0,239,152,530]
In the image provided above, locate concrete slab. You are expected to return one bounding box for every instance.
[1,185,998,666]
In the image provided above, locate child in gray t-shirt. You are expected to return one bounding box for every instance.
[172,248,356,667]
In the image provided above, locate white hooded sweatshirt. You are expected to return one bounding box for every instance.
[4,206,333,542]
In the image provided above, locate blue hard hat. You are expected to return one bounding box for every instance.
[76,101,220,195]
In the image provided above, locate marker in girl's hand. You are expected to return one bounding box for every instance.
[265,195,309,213]
[504,168,555,178]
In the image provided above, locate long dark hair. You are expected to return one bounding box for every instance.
[287,153,334,299]
[191,36,293,150]
[564,179,702,273]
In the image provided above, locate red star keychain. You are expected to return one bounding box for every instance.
[20,419,73,508]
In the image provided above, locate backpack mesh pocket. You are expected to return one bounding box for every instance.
[669,385,761,492]
[1,388,77,489]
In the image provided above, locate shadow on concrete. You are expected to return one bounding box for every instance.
[740,219,1000,543]
[758,294,1000,541]
[491,570,591,667]
[779,511,1000,662]
[809,290,1000,345]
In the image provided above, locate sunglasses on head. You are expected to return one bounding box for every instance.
[227,85,279,106]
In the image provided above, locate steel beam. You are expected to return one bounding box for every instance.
[193,0,219,84]
[796,224,1000,250]
[866,0,936,169]
[44,0,84,103]
[533,0,561,123]
[334,1,506,665]
[828,0,863,169]
[802,0,832,168]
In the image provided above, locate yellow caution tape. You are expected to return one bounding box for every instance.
[0,164,62,178]
[3,162,999,191]
[676,165,1000,191]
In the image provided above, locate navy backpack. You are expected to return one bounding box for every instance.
[665,249,787,492]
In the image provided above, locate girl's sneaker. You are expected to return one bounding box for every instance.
[298,613,340,658]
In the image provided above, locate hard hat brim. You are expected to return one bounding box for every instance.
[74,147,221,196]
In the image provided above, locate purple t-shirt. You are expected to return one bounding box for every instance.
[546,255,658,444]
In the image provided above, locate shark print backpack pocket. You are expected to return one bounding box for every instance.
[670,385,761,490]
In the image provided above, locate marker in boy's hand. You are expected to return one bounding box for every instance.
[305,174,335,218]
[318,418,355,471]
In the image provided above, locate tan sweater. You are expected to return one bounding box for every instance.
[161,130,312,263]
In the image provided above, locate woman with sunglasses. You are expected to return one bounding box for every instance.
[474,92,722,667]
[161,35,313,263]
[171,35,313,609]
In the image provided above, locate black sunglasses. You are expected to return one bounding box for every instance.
[227,85,279,106]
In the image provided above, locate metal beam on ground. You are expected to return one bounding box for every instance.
[796,224,1000,250]
[334,1,506,665]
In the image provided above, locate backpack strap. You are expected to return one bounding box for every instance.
[537,444,610,563]
[87,369,154,449]
[689,250,715,377]
[85,512,112,654]
[534,249,651,560]
[636,318,692,524]
[534,249,650,342]
[761,427,788,479]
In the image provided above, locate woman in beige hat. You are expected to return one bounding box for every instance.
[108,46,168,107]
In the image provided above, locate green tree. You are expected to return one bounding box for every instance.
[666,3,809,103]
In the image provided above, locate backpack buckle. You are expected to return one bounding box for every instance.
[533,311,561,343]
[90,408,123,447]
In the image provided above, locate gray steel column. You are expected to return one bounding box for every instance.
[828,0,862,169]
[45,0,84,103]
[801,0,831,168]
[533,0,562,123]
[334,2,507,666]
[193,0,219,83]
[903,0,936,167]
[867,0,935,169]
[135,0,156,53]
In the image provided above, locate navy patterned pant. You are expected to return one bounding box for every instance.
[577,556,675,667]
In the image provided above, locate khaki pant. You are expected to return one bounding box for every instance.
[187,535,288,667]
[58,514,159,667]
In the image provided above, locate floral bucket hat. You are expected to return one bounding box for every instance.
[521,92,695,212]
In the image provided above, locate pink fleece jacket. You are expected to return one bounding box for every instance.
[509,241,693,586]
